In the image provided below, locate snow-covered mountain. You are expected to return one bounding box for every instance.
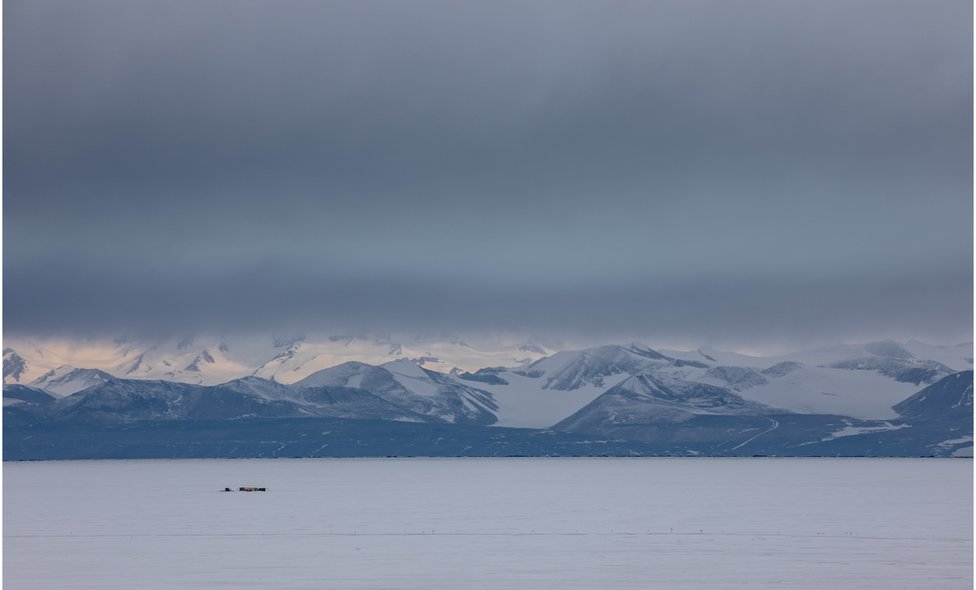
[3,384,55,406]
[661,340,971,373]
[42,379,313,423]
[554,372,773,433]
[896,341,972,371]
[30,366,116,397]
[6,341,972,458]
[5,337,973,432]
[3,334,552,386]
[10,375,440,425]
[295,359,498,425]
[893,370,973,419]
[456,344,708,427]
[660,340,962,420]
[218,375,431,422]
[448,341,967,426]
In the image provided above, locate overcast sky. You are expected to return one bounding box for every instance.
[4,0,972,347]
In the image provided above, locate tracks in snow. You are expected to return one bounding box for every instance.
[730,418,780,451]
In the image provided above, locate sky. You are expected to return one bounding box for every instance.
[4,0,973,349]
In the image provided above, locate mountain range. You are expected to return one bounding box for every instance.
[2,334,554,388]
[4,338,972,459]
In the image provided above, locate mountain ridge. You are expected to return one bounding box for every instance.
[5,341,972,459]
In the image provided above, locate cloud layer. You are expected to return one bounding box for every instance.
[5,0,973,346]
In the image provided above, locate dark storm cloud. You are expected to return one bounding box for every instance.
[4,0,973,346]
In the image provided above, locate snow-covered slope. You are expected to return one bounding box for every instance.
[3,334,551,386]
[654,341,960,420]
[22,376,430,424]
[296,360,499,425]
[901,341,973,372]
[30,366,116,397]
[46,379,312,423]
[462,344,705,427]
[467,373,611,428]
[216,375,307,403]
[3,336,972,427]
[0,337,251,386]
[893,371,973,419]
[3,340,131,385]
[659,346,766,368]
[554,372,773,432]
[522,344,696,390]
[111,338,261,385]
[295,361,396,390]
[699,363,921,419]
[219,375,433,423]
[3,384,56,406]
[251,336,549,383]
[6,345,972,457]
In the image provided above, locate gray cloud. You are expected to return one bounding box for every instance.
[5,259,972,348]
[4,0,972,347]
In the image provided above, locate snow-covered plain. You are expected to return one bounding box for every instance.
[4,458,972,589]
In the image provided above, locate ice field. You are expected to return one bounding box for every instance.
[4,458,972,589]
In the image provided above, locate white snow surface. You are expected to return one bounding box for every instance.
[3,334,551,386]
[28,366,113,397]
[699,364,922,419]
[476,372,619,428]
[380,359,441,396]
[4,458,971,589]
[821,422,910,441]
[662,341,973,372]
[660,346,766,367]
[902,340,974,371]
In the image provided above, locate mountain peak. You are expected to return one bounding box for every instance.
[863,340,914,359]
[893,371,974,419]
[380,358,433,380]
[30,366,115,396]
